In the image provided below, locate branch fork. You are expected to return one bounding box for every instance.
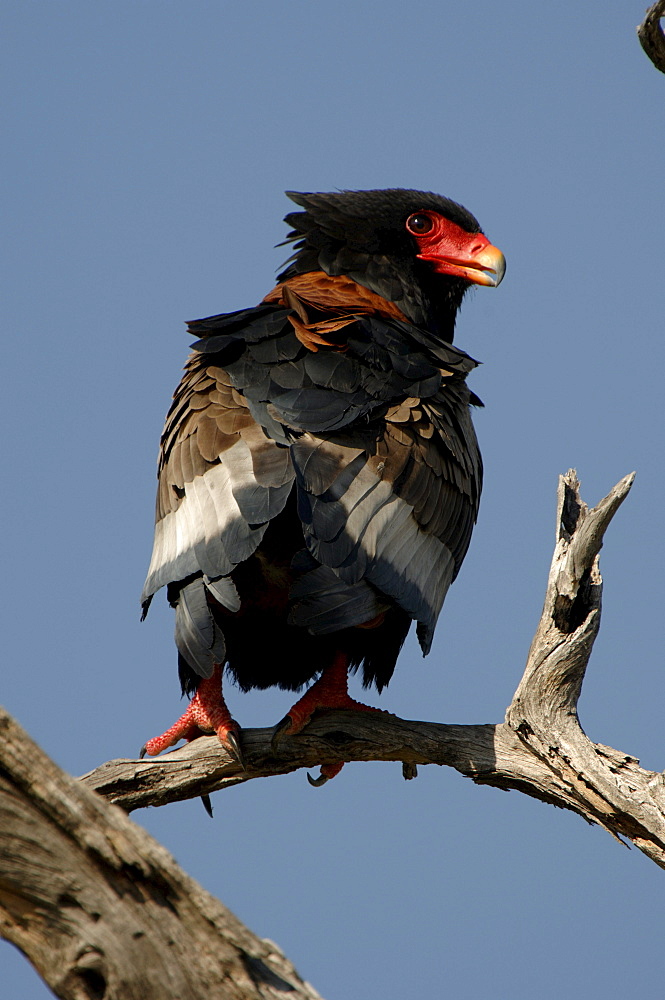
[78,469,665,867]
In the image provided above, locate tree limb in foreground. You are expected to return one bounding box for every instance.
[82,470,665,870]
[0,706,324,1000]
[638,0,665,73]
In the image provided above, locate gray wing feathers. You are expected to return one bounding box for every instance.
[289,563,390,634]
[366,512,455,653]
[292,434,457,642]
[141,456,269,603]
[204,574,241,613]
[143,352,295,602]
[174,577,227,678]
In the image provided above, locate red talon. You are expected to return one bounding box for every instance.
[141,665,242,763]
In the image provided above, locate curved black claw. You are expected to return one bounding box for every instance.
[139,744,148,760]
[223,729,245,770]
[271,714,294,751]
[307,770,330,787]
[200,793,214,817]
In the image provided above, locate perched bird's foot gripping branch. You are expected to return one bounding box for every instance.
[140,664,243,767]
[272,651,392,784]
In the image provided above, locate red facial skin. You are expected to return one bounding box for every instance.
[406,211,506,287]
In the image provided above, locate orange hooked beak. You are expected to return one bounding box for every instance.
[412,214,506,287]
[417,235,506,287]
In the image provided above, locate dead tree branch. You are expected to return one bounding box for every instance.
[0,708,323,1000]
[3,470,663,997]
[82,471,665,870]
[638,1,665,73]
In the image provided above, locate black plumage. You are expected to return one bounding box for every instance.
[142,188,504,718]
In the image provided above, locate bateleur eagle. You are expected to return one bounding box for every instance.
[141,188,505,784]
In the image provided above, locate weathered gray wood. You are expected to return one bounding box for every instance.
[81,471,665,870]
[638,1,665,74]
[504,472,665,865]
[0,709,324,1000]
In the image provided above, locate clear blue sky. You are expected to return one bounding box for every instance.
[2,3,664,997]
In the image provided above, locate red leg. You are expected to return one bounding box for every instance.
[274,652,389,785]
[278,652,386,734]
[140,665,242,763]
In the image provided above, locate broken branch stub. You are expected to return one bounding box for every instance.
[506,470,634,732]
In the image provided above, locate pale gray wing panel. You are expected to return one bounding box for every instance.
[291,432,457,643]
[142,359,295,608]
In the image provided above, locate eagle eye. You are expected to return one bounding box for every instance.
[406,213,434,236]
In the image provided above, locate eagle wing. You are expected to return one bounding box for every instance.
[141,354,295,610]
[289,384,481,653]
[143,285,481,677]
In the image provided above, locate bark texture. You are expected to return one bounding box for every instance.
[638,1,665,73]
[0,708,323,1000]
